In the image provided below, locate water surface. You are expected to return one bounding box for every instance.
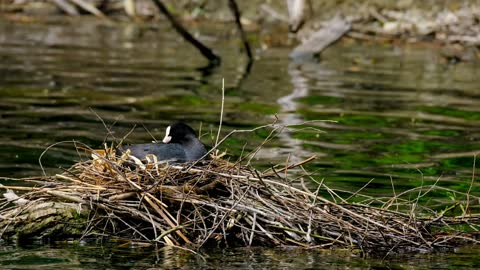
[1,16,480,268]
[2,243,480,269]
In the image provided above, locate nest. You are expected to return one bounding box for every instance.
[1,145,480,255]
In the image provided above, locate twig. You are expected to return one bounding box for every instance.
[214,78,225,147]
[69,0,106,17]
[52,0,79,15]
[464,154,477,217]
[228,0,253,62]
[39,140,92,177]
[262,155,316,177]
[90,108,117,142]
[144,195,191,244]
[150,0,220,64]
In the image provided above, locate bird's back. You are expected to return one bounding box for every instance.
[120,143,187,162]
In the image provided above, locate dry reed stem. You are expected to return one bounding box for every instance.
[1,124,480,255]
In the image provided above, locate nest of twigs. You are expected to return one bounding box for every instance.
[1,145,480,255]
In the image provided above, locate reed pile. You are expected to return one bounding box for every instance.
[1,146,479,255]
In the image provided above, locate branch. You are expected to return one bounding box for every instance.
[228,0,253,62]
[150,0,221,65]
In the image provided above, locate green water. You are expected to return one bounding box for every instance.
[1,243,480,269]
[1,16,480,268]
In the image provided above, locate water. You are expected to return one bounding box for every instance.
[2,243,480,269]
[1,16,480,268]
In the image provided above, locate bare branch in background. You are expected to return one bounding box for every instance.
[290,15,350,61]
[286,0,306,33]
[124,0,136,17]
[228,0,253,62]
[260,4,289,22]
[150,0,221,65]
[52,0,79,15]
[68,0,106,17]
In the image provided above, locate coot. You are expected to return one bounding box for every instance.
[119,122,207,162]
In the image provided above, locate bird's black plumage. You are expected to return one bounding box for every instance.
[119,122,206,162]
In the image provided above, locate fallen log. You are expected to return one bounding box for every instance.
[290,15,351,61]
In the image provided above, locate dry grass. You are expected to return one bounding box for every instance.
[1,141,480,256]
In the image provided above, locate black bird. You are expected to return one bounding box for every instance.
[119,122,207,162]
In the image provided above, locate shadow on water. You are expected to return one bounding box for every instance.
[1,16,480,268]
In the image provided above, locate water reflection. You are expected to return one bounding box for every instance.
[0,17,275,177]
[1,16,480,269]
[282,41,480,196]
[1,17,480,193]
[1,243,480,269]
